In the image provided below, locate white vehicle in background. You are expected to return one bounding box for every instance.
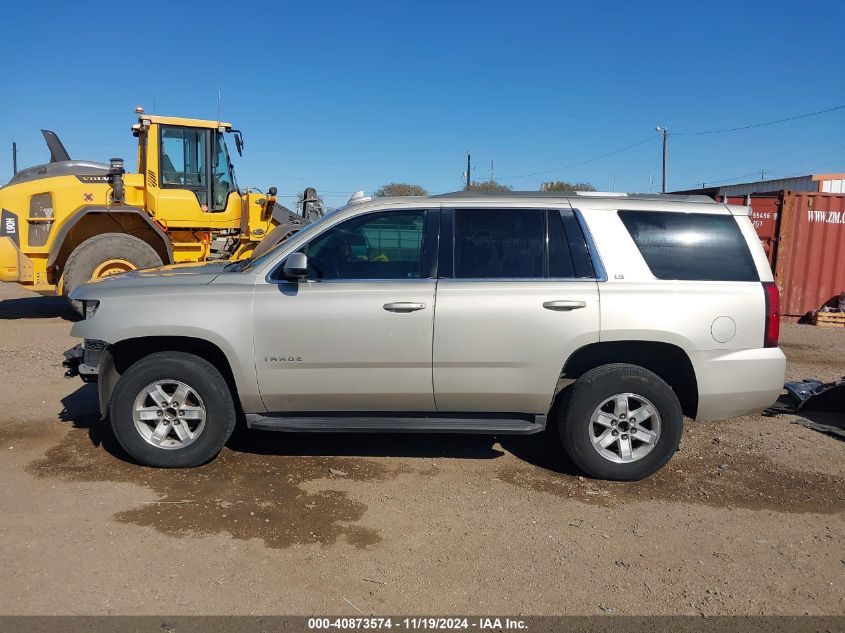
[65,191,785,480]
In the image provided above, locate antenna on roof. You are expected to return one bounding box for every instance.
[348,191,372,205]
[216,79,222,122]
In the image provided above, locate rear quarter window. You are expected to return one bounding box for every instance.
[618,210,759,282]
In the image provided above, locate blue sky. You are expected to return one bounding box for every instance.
[1,0,844,209]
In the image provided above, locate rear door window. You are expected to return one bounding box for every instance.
[551,210,596,278]
[547,210,575,278]
[618,210,759,282]
[451,208,597,279]
[454,209,544,278]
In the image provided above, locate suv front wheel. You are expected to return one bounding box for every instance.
[559,363,683,481]
[109,351,237,467]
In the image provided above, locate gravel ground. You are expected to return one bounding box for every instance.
[0,281,843,616]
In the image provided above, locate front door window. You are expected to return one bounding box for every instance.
[302,210,427,280]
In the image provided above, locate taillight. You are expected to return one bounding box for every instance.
[762,282,780,348]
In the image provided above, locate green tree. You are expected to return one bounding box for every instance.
[465,180,512,192]
[540,180,597,192]
[373,182,428,197]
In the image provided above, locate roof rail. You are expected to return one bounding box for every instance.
[430,191,717,203]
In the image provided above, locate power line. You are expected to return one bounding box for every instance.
[763,144,845,172]
[496,135,656,181]
[680,144,845,189]
[672,103,845,136]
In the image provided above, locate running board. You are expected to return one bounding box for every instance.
[245,414,546,435]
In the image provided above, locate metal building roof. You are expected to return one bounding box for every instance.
[675,173,845,197]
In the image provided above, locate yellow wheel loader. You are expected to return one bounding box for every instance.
[0,108,320,311]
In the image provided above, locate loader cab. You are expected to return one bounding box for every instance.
[134,114,243,223]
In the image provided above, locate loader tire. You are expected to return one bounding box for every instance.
[62,233,163,313]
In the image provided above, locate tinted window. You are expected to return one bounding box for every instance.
[561,210,596,278]
[304,210,426,280]
[548,210,575,278]
[619,210,759,282]
[454,209,544,278]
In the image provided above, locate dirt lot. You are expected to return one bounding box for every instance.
[0,281,843,616]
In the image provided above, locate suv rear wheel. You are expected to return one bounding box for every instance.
[559,363,683,480]
[109,351,236,467]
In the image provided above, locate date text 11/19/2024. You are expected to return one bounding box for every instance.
[307,617,528,630]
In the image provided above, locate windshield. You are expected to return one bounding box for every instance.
[228,208,345,273]
[212,132,237,210]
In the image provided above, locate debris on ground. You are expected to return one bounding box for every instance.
[791,413,845,440]
[764,377,845,414]
[764,376,845,440]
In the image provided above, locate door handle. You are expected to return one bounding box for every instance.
[383,302,426,313]
[543,300,587,311]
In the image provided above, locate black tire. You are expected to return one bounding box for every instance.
[62,233,163,313]
[558,363,683,481]
[109,351,237,468]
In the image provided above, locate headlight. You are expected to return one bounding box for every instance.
[83,300,100,319]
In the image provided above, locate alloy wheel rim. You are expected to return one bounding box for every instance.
[132,380,206,450]
[588,392,661,464]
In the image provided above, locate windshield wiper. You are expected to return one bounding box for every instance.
[224,257,252,272]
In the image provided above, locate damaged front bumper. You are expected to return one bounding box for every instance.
[63,341,118,419]
[62,340,107,382]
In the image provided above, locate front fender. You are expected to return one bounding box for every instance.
[47,205,174,268]
[70,284,262,412]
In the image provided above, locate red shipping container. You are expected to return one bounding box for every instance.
[722,191,845,319]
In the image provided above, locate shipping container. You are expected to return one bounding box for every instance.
[720,191,845,320]
[724,194,780,266]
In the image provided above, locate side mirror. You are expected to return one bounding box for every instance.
[282,252,308,279]
[231,130,244,156]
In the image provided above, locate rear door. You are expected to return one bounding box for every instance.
[432,206,601,414]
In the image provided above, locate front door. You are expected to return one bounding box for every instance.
[253,208,438,412]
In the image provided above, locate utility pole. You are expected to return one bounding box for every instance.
[489,160,494,182]
[656,126,668,193]
[12,141,17,175]
[466,152,471,189]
